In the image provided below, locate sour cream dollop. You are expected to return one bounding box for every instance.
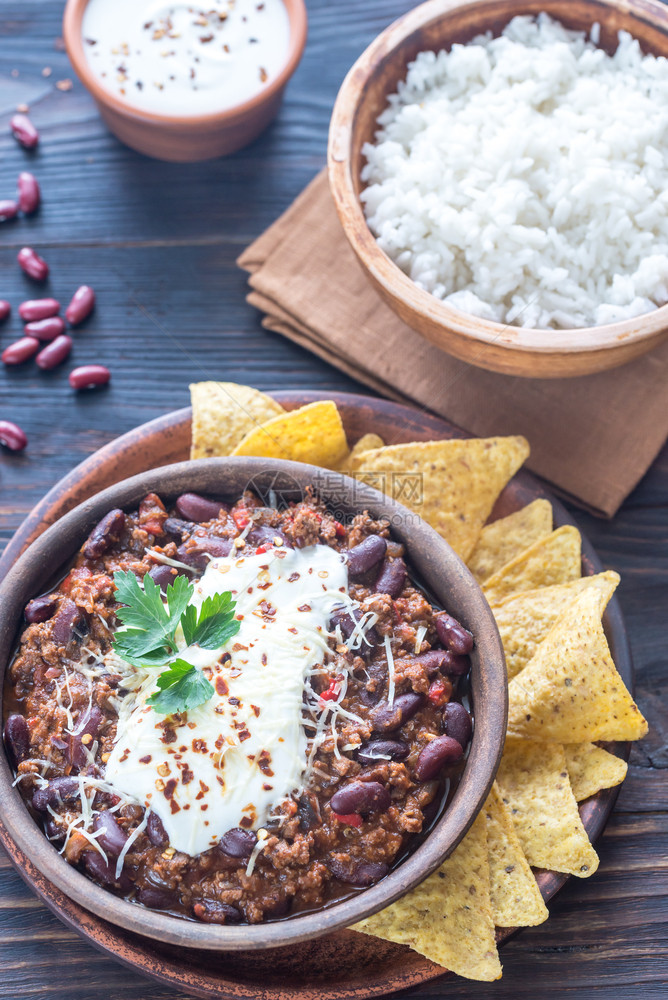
[104,545,348,857]
[81,0,291,117]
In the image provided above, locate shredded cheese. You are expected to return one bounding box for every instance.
[384,634,396,707]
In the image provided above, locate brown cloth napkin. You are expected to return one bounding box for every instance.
[238,170,668,517]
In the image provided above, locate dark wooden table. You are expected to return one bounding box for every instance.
[1,1,666,997]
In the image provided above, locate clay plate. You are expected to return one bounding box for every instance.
[0,392,632,999]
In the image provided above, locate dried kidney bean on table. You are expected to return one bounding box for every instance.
[10,114,39,149]
[17,247,49,282]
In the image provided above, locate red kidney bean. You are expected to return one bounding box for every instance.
[246,523,292,549]
[92,811,128,858]
[32,776,80,812]
[357,739,409,763]
[346,535,387,578]
[24,594,57,623]
[330,780,390,816]
[18,247,49,282]
[178,535,233,571]
[370,691,424,733]
[175,492,223,522]
[68,705,103,769]
[439,650,470,677]
[191,535,235,559]
[25,316,65,341]
[442,702,473,750]
[51,598,89,646]
[138,886,174,910]
[163,517,194,541]
[0,301,10,323]
[36,334,72,370]
[19,298,60,322]
[10,114,39,149]
[146,811,169,848]
[65,285,95,326]
[84,850,132,889]
[2,336,40,365]
[297,792,321,831]
[192,900,243,924]
[83,508,126,559]
[327,857,389,887]
[0,200,19,222]
[329,606,379,649]
[414,736,463,781]
[219,827,257,859]
[436,613,474,655]
[374,557,406,598]
[17,172,40,214]
[148,563,179,592]
[403,650,451,676]
[0,419,28,451]
[69,364,110,389]
[4,714,30,762]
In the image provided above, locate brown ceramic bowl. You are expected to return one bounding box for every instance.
[328,0,668,378]
[63,0,307,161]
[0,456,506,951]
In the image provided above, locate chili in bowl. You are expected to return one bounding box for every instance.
[0,458,507,950]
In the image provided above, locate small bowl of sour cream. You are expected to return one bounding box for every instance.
[63,0,307,161]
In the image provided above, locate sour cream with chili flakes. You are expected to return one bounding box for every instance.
[81,0,291,117]
[104,545,348,858]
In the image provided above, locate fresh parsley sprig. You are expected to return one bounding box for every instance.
[111,570,240,715]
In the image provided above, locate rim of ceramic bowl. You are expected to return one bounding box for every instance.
[63,0,308,128]
[328,0,668,357]
[0,457,507,951]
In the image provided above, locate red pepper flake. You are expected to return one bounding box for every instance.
[333,812,363,827]
[138,754,152,764]
[255,542,272,554]
[164,777,178,799]
[333,521,346,538]
[239,815,253,828]
[215,676,229,697]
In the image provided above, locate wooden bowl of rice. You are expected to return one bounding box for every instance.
[328,0,668,378]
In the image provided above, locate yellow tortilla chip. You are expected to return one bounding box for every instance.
[483,526,582,605]
[190,381,284,459]
[484,783,549,927]
[468,499,553,583]
[337,433,385,474]
[507,588,648,742]
[352,812,502,981]
[564,743,628,802]
[231,400,349,469]
[353,436,529,561]
[493,571,620,680]
[496,738,599,877]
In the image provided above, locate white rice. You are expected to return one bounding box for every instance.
[361,14,668,329]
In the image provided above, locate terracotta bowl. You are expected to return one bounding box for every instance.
[328,0,668,378]
[0,456,507,951]
[62,0,307,161]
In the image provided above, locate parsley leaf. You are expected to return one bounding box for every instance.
[147,659,215,715]
[111,568,240,714]
[181,591,241,649]
[112,570,177,658]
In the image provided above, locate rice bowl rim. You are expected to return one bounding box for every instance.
[328,0,668,365]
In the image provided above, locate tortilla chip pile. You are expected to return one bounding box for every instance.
[189,382,648,982]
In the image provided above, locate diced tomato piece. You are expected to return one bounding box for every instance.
[232,509,250,530]
[319,678,340,703]
[428,679,450,706]
[333,521,346,538]
[333,812,363,827]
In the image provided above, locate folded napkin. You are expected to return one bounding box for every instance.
[238,170,668,517]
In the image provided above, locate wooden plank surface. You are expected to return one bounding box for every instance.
[0,0,666,997]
